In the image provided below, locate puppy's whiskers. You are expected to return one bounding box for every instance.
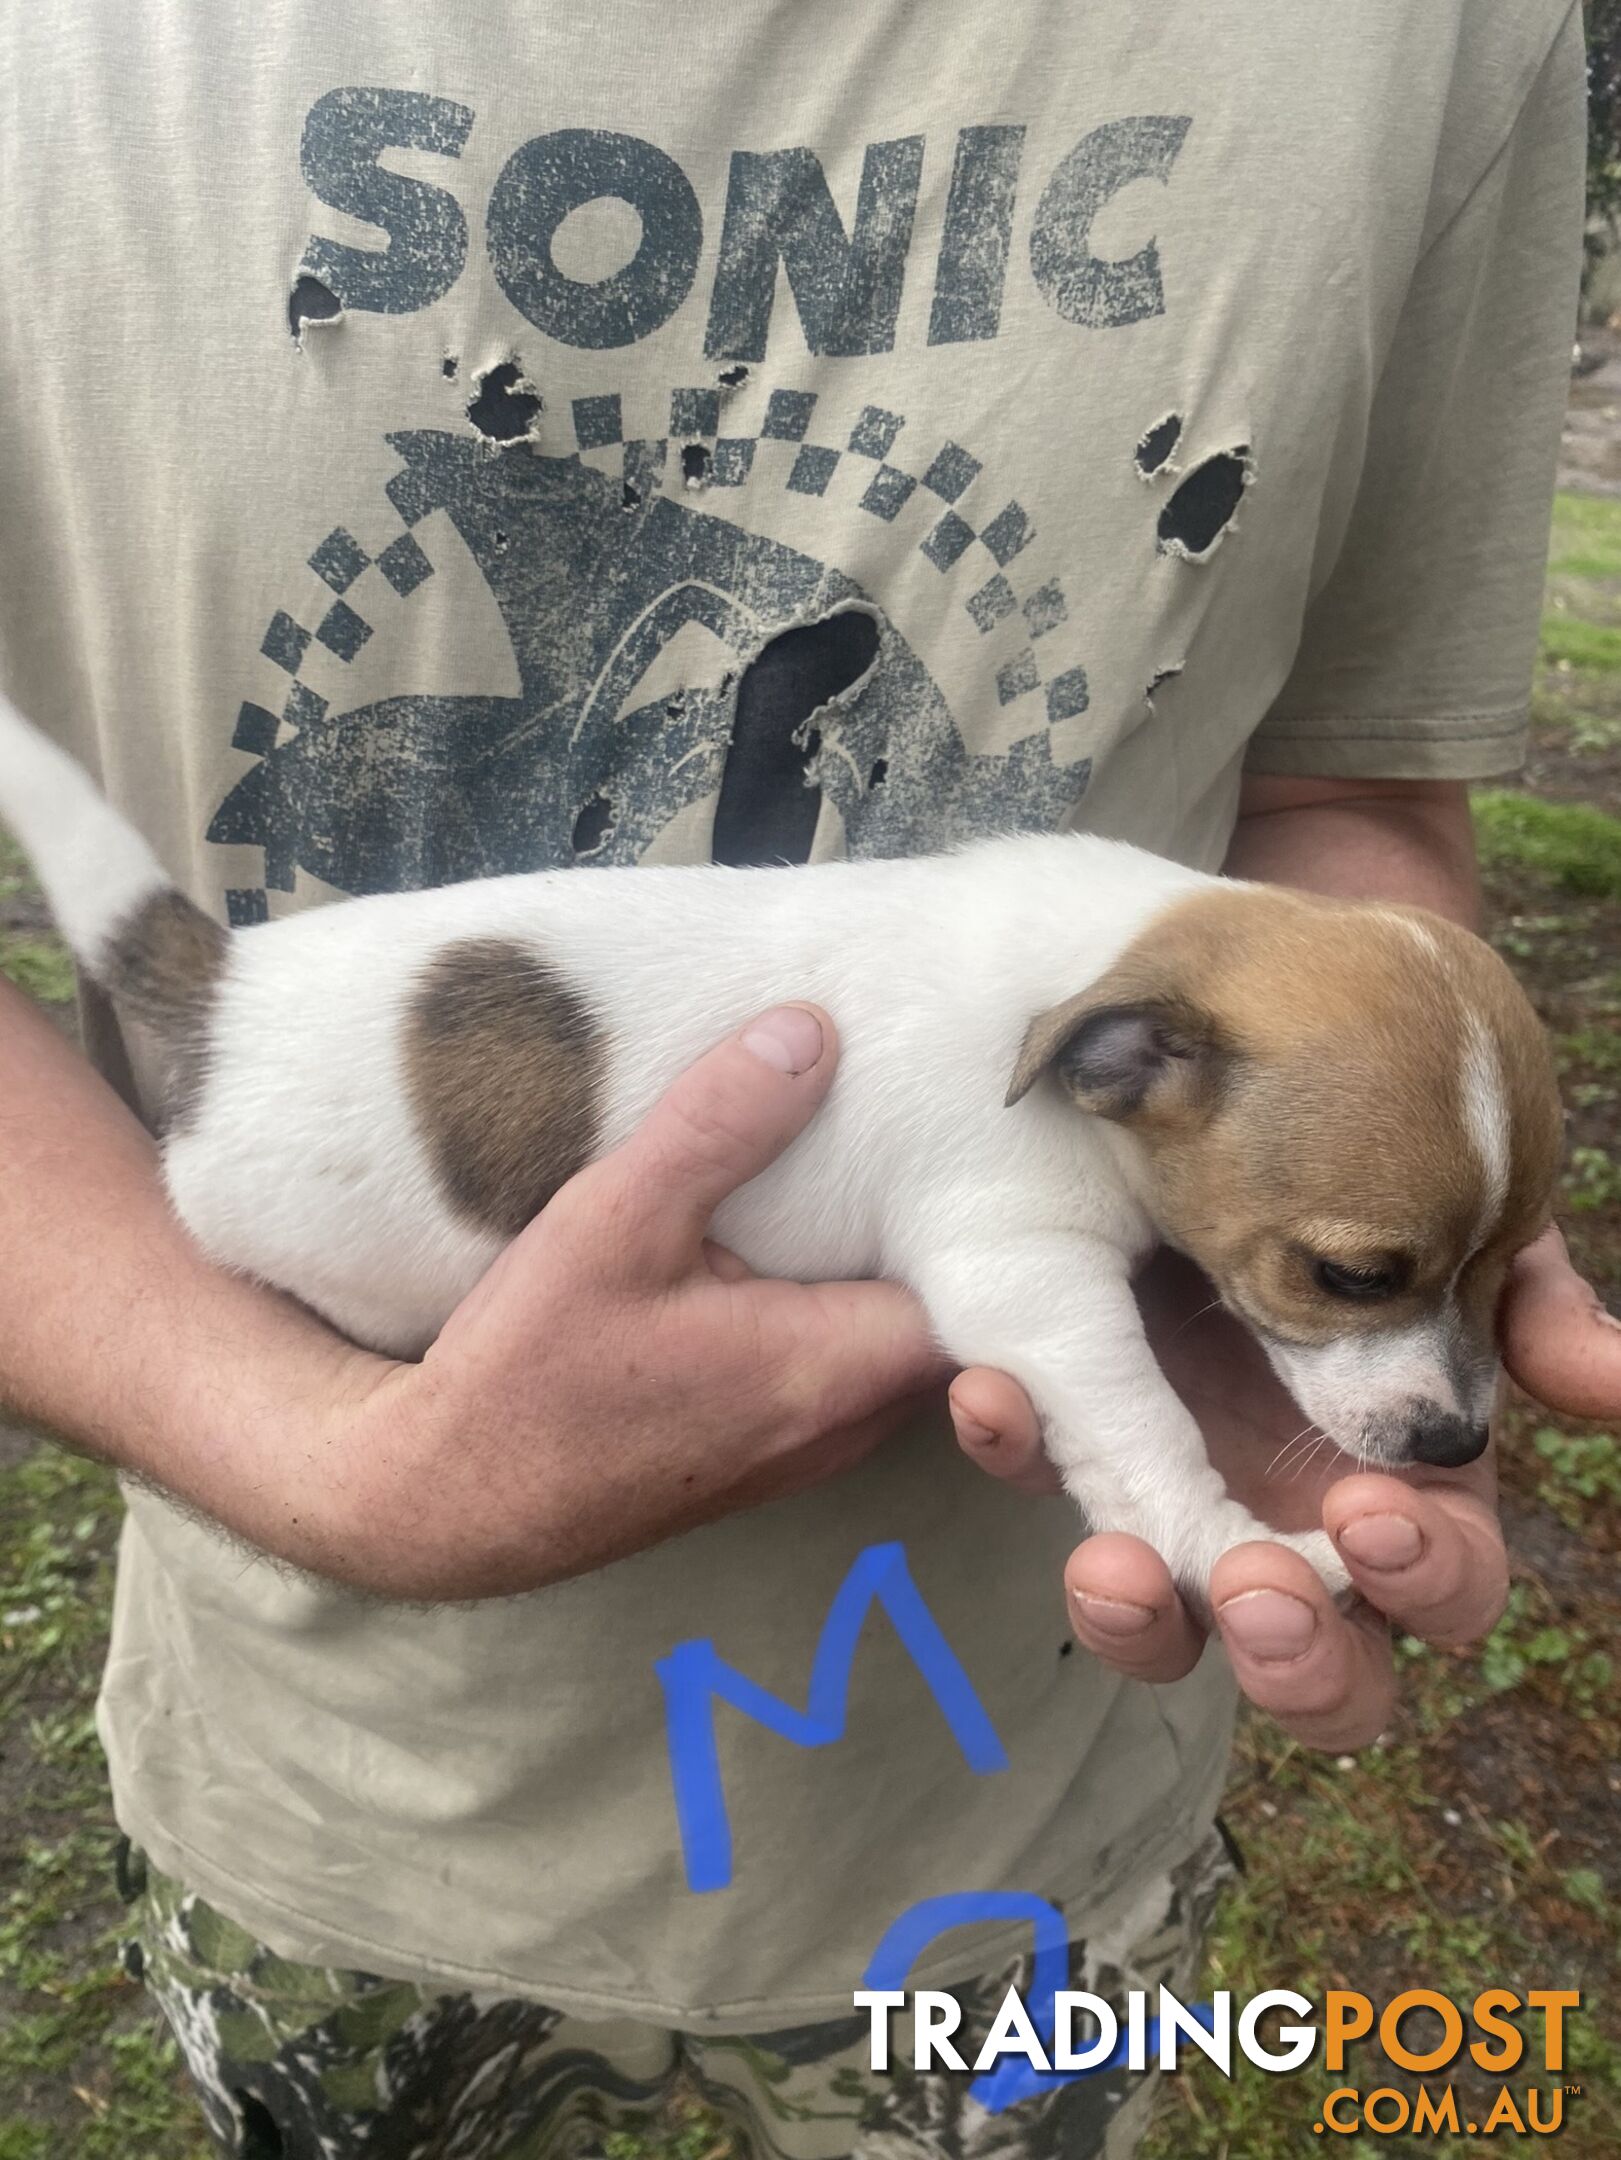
[1265,1423,1313,1476]
[1288,1431,1337,1483]
[1165,1295,1227,1348]
[1266,1423,1322,1480]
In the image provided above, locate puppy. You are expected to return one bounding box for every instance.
[0,697,1564,1601]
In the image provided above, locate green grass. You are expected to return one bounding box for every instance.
[1,837,208,2153]
[0,941,75,1006]
[1548,490,1621,580]
[1558,1025,1621,1076]
[0,1450,122,1710]
[1537,492,1621,744]
[1540,613,1621,675]
[1141,1727,1608,2158]
[1471,791,1621,900]
[0,1447,209,2158]
[1566,1145,1621,1213]
[0,830,75,1003]
[1536,1428,1621,1530]
[604,2106,741,2160]
[1474,1581,1596,1698]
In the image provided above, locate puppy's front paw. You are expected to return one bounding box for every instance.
[1171,1513,1353,1618]
[1180,1530,1353,1624]
[1280,1527,1354,1605]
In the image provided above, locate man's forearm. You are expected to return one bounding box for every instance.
[1223,774,1482,925]
[0,977,382,1523]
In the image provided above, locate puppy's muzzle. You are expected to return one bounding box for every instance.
[1403,1408,1491,1469]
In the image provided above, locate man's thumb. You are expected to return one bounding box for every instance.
[584,1005,836,1280]
[1501,1225,1621,1422]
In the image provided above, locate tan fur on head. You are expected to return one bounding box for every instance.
[1012,884,1565,1465]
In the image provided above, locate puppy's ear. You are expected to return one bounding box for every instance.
[1005,992,1228,1120]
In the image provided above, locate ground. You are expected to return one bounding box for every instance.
[1,498,1617,2155]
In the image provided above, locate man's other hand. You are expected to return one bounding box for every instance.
[949,1238,1619,1751]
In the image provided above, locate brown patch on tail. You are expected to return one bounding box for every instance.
[101,889,228,1124]
[405,938,603,1238]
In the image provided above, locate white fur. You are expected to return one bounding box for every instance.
[1258,1312,1494,1466]
[0,694,1367,1601]
[1378,909,1441,962]
[0,701,165,963]
[1461,1011,1511,1247]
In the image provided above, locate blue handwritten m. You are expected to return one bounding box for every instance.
[656,1541,1008,1893]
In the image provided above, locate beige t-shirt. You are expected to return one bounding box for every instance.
[0,2,1582,2023]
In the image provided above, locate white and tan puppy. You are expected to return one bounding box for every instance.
[0,697,1564,1602]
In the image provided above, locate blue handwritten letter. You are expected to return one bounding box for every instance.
[656,1541,1008,1892]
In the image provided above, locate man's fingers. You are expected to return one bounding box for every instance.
[1500,1225,1621,1421]
[701,1240,753,1285]
[1211,1543,1396,1751]
[1323,1473,1508,1648]
[1065,1534,1206,1682]
[575,1006,835,1283]
[949,1369,1060,1494]
[726,1383,945,1510]
[789,1278,952,1422]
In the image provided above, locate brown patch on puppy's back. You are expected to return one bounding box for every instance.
[406,938,603,1238]
[101,889,229,1125]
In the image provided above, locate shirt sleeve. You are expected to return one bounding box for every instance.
[1246,2,1587,782]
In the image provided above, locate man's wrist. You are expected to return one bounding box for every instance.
[86,1257,400,1574]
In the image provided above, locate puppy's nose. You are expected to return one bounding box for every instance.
[1404,1410,1490,1468]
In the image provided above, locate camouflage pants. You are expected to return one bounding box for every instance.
[121,1830,1236,2160]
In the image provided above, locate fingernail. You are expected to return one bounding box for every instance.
[1337,1513,1423,1570]
[1217,1588,1317,1662]
[953,1410,999,1450]
[1072,1591,1156,1639]
[740,1006,823,1075]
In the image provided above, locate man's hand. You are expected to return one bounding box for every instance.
[950,1241,1617,1750]
[298,1005,951,1598]
[947,771,1621,1752]
[1500,1222,1621,1420]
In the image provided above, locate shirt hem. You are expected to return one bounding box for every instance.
[1244,704,1527,781]
[111,1780,1226,2030]
[1251,698,1527,738]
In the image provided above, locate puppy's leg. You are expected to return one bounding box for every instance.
[917,1236,1350,1609]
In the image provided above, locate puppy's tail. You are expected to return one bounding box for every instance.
[0,691,226,1034]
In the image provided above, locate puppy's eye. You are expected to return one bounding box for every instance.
[1313,1257,1403,1301]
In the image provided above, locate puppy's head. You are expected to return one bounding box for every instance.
[1007,886,1564,1469]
